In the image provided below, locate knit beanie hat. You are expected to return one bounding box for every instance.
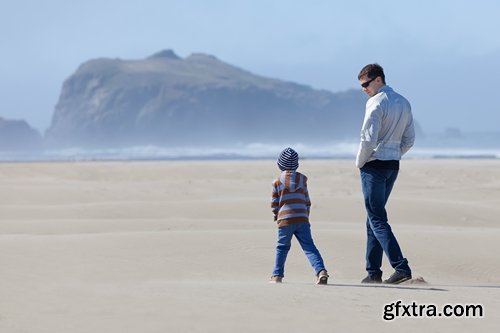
[277,147,299,171]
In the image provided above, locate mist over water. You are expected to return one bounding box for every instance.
[2,133,500,162]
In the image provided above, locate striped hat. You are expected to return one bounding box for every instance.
[277,147,299,171]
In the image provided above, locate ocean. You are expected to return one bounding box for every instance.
[1,140,499,162]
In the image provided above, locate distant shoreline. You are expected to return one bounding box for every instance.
[0,155,498,163]
[1,141,500,162]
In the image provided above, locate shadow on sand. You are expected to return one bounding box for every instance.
[328,283,449,292]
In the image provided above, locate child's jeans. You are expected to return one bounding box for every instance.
[272,222,326,277]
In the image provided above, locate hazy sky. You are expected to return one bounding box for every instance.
[1,0,499,134]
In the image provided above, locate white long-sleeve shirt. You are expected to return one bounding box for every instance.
[356,85,415,168]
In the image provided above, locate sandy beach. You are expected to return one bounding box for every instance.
[1,159,499,332]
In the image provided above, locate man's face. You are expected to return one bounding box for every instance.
[359,75,383,97]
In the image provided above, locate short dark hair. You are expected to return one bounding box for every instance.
[358,63,386,84]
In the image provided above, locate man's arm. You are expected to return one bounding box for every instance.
[400,116,415,156]
[356,103,382,168]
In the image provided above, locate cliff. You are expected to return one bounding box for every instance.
[45,50,366,148]
[0,118,42,152]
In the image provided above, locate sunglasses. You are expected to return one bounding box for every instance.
[361,77,377,88]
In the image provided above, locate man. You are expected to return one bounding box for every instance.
[356,63,415,284]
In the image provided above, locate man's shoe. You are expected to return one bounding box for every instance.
[361,275,382,284]
[269,275,283,283]
[316,270,329,285]
[383,271,412,284]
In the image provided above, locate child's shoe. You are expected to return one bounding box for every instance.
[269,275,283,283]
[316,270,329,285]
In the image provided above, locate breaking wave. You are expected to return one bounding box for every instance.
[1,141,500,162]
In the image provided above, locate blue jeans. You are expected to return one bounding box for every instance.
[360,166,411,277]
[272,223,325,277]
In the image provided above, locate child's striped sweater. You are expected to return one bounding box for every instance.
[271,170,311,227]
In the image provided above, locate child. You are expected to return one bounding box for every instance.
[270,147,329,284]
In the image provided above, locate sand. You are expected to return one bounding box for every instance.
[0,160,499,332]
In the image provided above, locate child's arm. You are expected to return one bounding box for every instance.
[304,183,311,216]
[271,181,279,221]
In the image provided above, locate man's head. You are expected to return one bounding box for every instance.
[358,63,386,97]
